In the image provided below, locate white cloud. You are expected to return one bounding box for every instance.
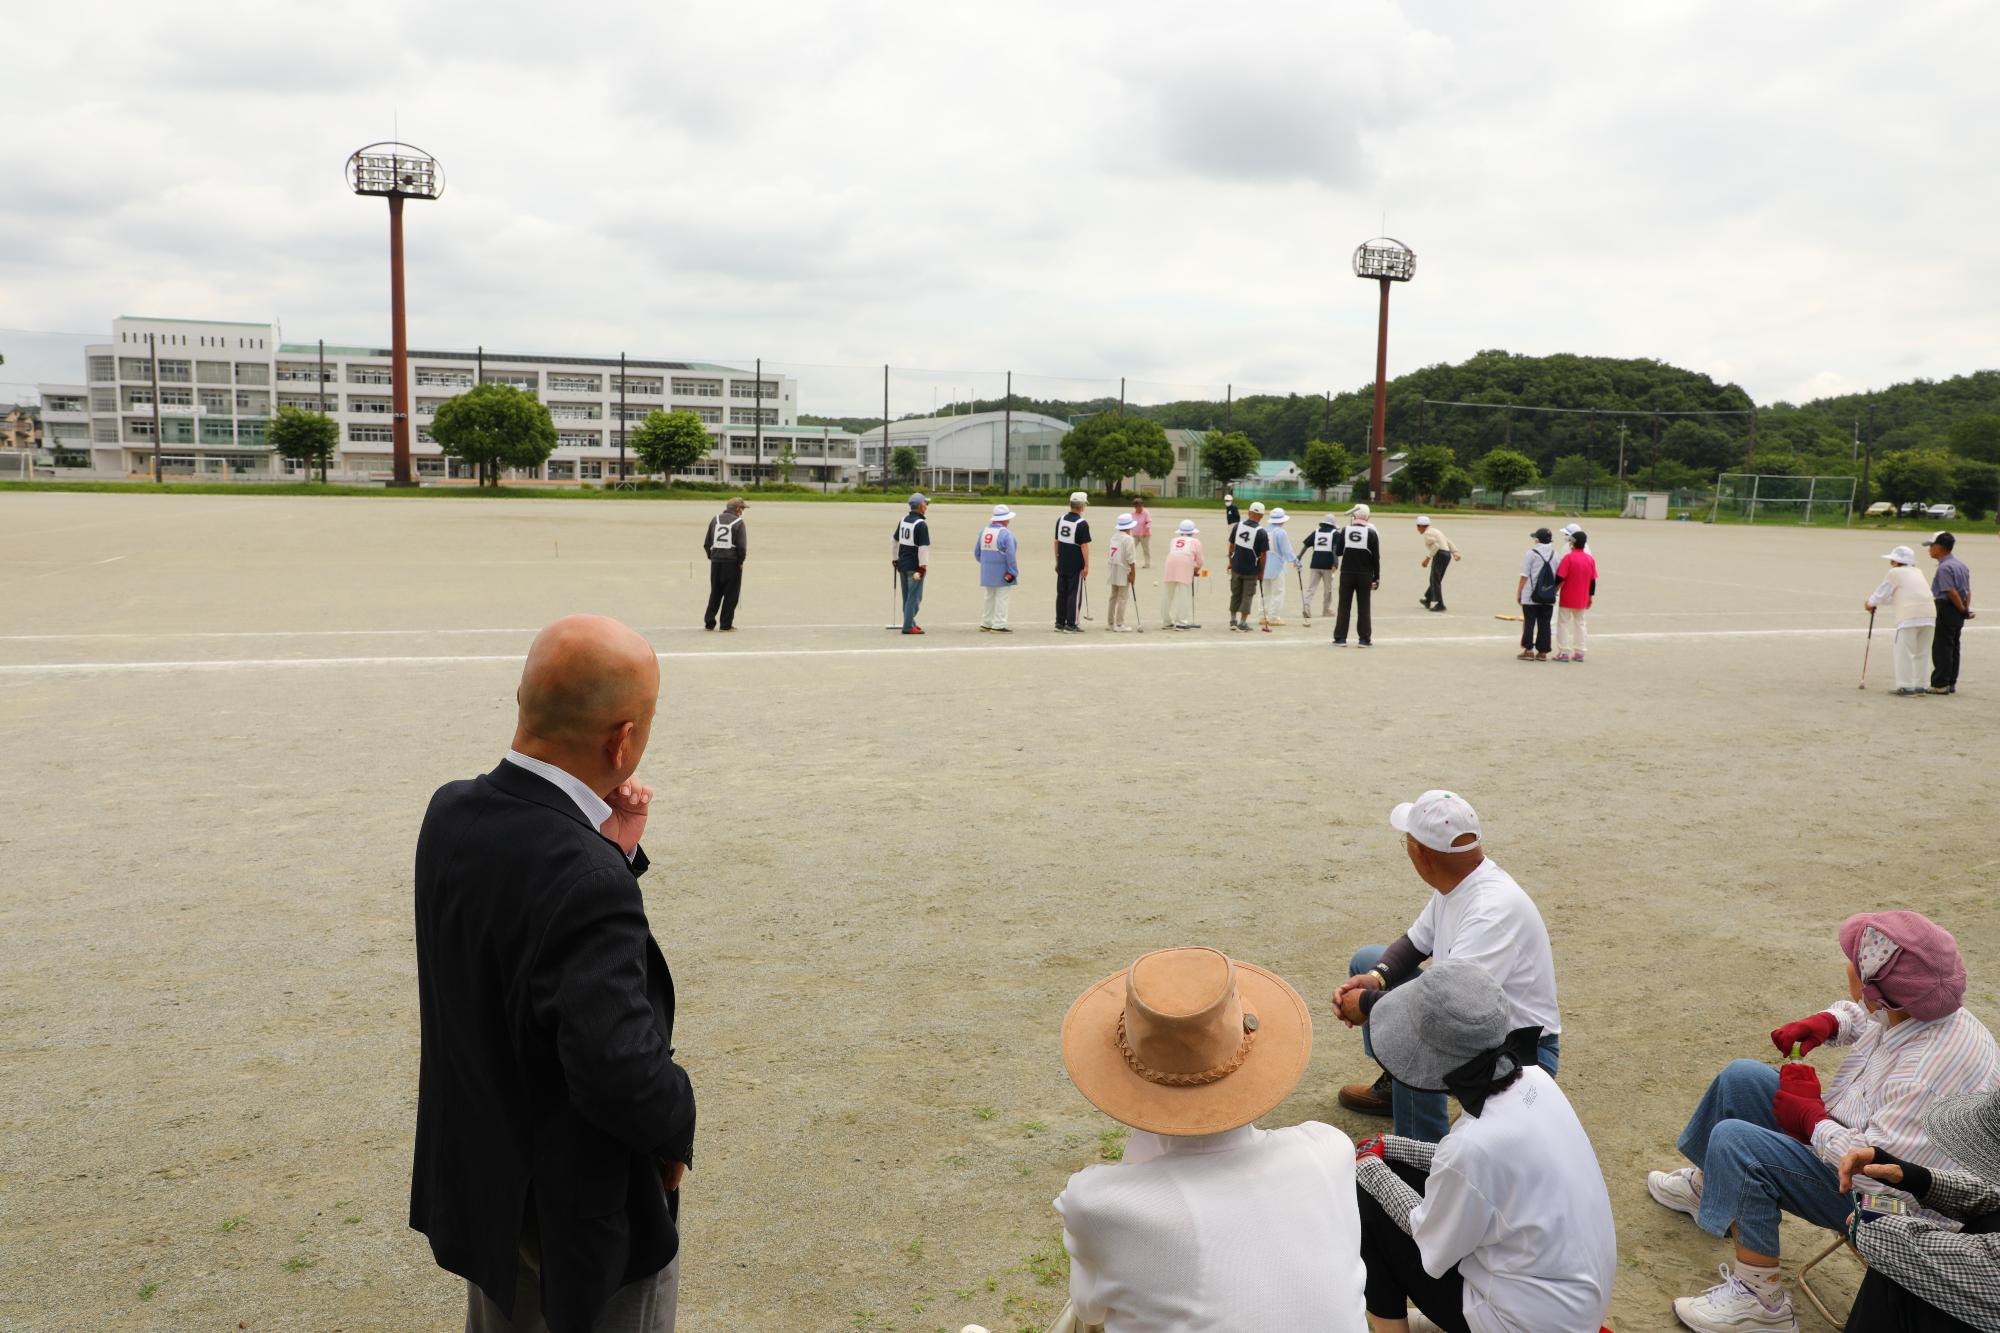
[2,0,1997,417]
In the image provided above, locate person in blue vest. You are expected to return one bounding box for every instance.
[892,493,931,635]
[975,504,1020,633]
[1054,493,1092,633]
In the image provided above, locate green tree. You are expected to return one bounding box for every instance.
[1547,453,1601,488]
[267,405,337,478]
[1057,414,1173,496]
[631,409,710,478]
[430,383,556,487]
[1435,466,1474,505]
[1200,430,1260,496]
[1873,450,1954,508]
[1951,458,1999,520]
[1946,415,2000,464]
[1399,444,1455,501]
[1300,440,1352,499]
[776,440,797,484]
[889,445,920,487]
[1478,449,1539,508]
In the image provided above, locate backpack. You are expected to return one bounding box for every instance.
[1530,549,1560,605]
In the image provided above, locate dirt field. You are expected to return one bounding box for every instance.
[1,490,1994,1333]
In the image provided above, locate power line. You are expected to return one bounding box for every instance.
[1421,398,1753,418]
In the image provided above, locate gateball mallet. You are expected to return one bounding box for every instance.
[1859,607,1876,690]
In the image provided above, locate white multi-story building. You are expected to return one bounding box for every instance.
[49,316,858,487]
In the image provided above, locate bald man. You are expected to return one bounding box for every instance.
[412,615,696,1333]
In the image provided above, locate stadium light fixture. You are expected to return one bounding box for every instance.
[1353,236,1415,498]
[347,143,444,487]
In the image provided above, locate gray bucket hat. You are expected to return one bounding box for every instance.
[1369,959,1511,1094]
[1926,1090,2000,1188]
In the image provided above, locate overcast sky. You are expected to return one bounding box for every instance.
[4,0,1997,415]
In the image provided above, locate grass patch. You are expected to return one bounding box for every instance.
[1098,1126,1129,1161]
[903,1237,925,1260]
[1020,1120,1046,1138]
[971,1104,997,1121]
[282,1254,317,1273]
[218,1215,247,1233]
[137,1280,159,1301]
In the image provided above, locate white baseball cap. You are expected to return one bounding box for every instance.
[1224,492,1235,502]
[1248,501,1266,515]
[1884,545,1917,565]
[990,504,1016,521]
[1116,513,1137,530]
[1389,790,1483,854]
[1177,519,1198,534]
[1269,507,1288,524]
[1069,491,1089,505]
[1351,503,1371,519]
[1560,522,1581,537]
[1415,515,1431,526]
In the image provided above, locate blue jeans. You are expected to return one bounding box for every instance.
[1349,945,1560,1142]
[1676,1059,1850,1257]
[899,568,925,629]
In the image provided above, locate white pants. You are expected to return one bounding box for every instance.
[981,583,1011,629]
[1557,607,1588,656]
[1106,582,1133,628]
[1260,576,1285,618]
[1302,566,1336,616]
[1163,581,1194,626]
[1894,624,1935,691]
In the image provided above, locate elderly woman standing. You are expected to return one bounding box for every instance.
[1869,543,1939,696]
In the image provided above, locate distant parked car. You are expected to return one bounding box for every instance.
[1926,503,1958,520]
[1900,502,1927,516]
[1865,502,1896,518]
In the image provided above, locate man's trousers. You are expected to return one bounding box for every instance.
[981,583,1011,630]
[1423,558,1450,610]
[1303,566,1336,617]
[1055,568,1082,629]
[1334,567,1373,644]
[703,561,742,630]
[898,569,925,630]
[1228,572,1257,616]
[1932,601,1965,689]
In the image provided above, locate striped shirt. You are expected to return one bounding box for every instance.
[1811,1001,2000,1173]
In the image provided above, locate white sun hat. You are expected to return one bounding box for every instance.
[1560,522,1581,537]
[1389,789,1483,854]
[990,504,1016,521]
[1269,508,1289,524]
[1415,515,1432,526]
[1116,513,1137,530]
[1884,545,1917,565]
[1351,503,1371,519]
[1177,519,1198,534]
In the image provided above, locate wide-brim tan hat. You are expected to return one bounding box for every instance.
[1061,947,1311,1136]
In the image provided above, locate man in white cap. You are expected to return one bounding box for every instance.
[1228,502,1272,632]
[891,493,932,635]
[1161,519,1206,629]
[1053,492,1092,633]
[974,504,1019,633]
[1333,504,1382,647]
[1302,512,1342,619]
[1331,790,1562,1142]
[1054,946,1370,1331]
[1260,508,1301,626]
[1105,513,1139,632]
[1416,515,1459,613]
[1867,545,1937,696]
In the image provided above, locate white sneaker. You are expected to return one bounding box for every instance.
[1672,1266,1798,1332]
[1648,1165,1703,1219]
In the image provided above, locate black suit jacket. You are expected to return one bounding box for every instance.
[410,761,695,1333]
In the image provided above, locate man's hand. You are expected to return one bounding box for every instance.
[1371,579,1380,591]
[1771,1012,1839,1058]
[661,1160,688,1193]
[916,565,926,579]
[1837,1146,1907,1191]
[1003,572,1015,584]
[599,781,652,857]
[1864,600,1878,613]
[1332,972,1382,1027]
[1421,556,1430,567]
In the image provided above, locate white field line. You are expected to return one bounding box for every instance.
[2,625,1992,677]
[0,607,1864,643]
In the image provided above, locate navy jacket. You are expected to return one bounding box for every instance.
[411,762,695,1333]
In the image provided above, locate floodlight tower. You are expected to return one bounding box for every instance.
[347,143,444,487]
[1353,236,1415,499]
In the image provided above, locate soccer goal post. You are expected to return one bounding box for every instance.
[1708,473,1858,526]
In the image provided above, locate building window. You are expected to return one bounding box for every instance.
[416,369,472,389]
[197,361,232,384]
[202,390,234,413]
[484,373,537,392]
[547,374,602,393]
[729,379,778,399]
[550,403,602,421]
[672,378,722,397]
[157,360,192,382]
[349,366,393,385]
[557,431,602,449]
[350,397,393,415]
[89,357,115,382]
[348,424,394,442]
[237,418,269,445]
[579,459,604,479]
[201,419,235,444]
[547,459,577,480]
[611,376,663,396]
[93,420,119,443]
[235,363,269,386]
[687,406,721,424]
[91,388,118,413]
[119,357,151,380]
[729,407,779,426]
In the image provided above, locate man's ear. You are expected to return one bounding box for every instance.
[606,720,635,769]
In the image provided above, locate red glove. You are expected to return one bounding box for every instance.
[1355,1135,1388,1164]
[1771,1012,1839,1058]
[1774,1063,1831,1143]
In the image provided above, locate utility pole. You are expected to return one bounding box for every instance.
[882,364,890,489]
[1616,420,1628,489]
[618,351,628,486]
[1118,376,1125,417]
[317,338,328,483]
[1003,370,1012,494]
[754,356,763,483]
[1859,406,1875,510]
[1225,383,1232,432]
[148,332,163,483]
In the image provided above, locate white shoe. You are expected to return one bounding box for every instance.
[1672,1266,1798,1332]
[1648,1166,1703,1219]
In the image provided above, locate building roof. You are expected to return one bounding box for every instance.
[120,315,272,328]
[274,343,748,374]
[856,409,1070,443]
[1253,459,1300,477]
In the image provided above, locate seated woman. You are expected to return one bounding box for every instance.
[1054,946,1369,1331]
[1352,958,1616,1333]
[1841,1088,2000,1332]
[1649,910,1998,1332]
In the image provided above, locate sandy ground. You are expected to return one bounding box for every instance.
[1,491,1995,1333]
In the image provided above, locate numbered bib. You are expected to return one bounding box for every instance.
[898,517,921,547]
[1234,523,1258,550]
[712,517,737,549]
[1057,517,1080,545]
[1313,528,1335,552]
[1344,525,1369,549]
[1173,537,1189,552]
[980,528,1001,551]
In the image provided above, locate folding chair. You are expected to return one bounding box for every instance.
[1796,1232,1862,1331]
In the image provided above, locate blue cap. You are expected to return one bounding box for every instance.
[908,493,928,507]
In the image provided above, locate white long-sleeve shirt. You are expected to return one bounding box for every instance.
[1810,1000,1999,1171]
[1055,1122,1369,1332]
[1870,565,1936,627]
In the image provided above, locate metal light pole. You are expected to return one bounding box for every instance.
[618,351,628,485]
[1353,237,1416,499]
[347,143,443,488]
[317,337,328,483]
[147,332,163,483]
[754,356,763,483]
